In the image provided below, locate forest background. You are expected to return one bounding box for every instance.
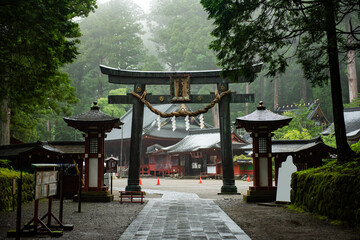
[5,0,360,143]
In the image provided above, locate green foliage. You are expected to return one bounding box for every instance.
[0,0,97,143]
[0,159,13,169]
[32,0,148,141]
[233,154,252,162]
[97,88,129,118]
[350,139,360,154]
[200,0,356,84]
[273,100,323,140]
[322,134,337,148]
[344,96,360,107]
[64,0,146,117]
[291,158,360,226]
[201,0,356,161]
[150,0,217,70]
[0,168,34,212]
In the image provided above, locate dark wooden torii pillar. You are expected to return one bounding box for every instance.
[100,65,261,193]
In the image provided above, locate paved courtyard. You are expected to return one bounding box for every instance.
[114,178,251,239]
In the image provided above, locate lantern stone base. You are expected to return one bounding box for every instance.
[125,184,141,192]
[219,184,239,194]
[75,190,114,202]
[243,189,276,203]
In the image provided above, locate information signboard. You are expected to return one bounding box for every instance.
[105,159,117,173]
[35,171,58,200]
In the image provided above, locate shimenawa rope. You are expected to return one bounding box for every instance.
[131,89,231,118]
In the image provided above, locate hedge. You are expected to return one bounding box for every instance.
[0,168,34,212]
[291,160,360,226]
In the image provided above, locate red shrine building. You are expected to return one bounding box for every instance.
[144,128,250,177]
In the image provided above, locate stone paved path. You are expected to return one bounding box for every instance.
[117,188,250,240]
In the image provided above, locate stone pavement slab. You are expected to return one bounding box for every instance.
[118,189,250,240]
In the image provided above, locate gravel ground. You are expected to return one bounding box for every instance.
[1,178,359,239]
[216,198,360,240]
[0,198,145,240]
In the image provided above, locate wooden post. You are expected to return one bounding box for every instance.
[78,160,82,213]
[59,166,64,222]
[125,83,145,192]
[218,83,237,194]
[346,18,358,103]
[274,73,278,110]
[15,158,22,240]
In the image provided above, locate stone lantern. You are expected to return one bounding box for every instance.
[64,102,123,201]
[235,101,292,202]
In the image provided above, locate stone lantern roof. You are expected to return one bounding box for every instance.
[235,101,292,132]
[64,102,123,133]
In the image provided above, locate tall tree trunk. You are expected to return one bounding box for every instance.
[324,0,354,161]
[274,73,279,110]
[301,76,307,101]
[211,104,219,128]
[0,97,11,145]
[245,83,250,115]
[259,74,264,101]
[212,86,219,127]
[346,18,358,103]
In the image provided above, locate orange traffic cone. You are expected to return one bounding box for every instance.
[199,176,202,184]
[156,177,160,185]
[247,175,251,182]
[140,178,142,185]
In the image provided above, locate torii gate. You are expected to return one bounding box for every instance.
[100,65,261,194]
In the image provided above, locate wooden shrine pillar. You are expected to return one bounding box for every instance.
[126,83,145,192]
[218,83,237,193]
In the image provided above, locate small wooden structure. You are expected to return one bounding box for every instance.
[7,164,73,238]
[119,191,144,204]
[235,101,292,202]
[64,102,123,202]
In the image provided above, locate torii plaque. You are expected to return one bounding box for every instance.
[100,65,261,194]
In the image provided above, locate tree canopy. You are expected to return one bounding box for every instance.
[0,0,97,144]
[201,0,358,161]
[149,0,218,71]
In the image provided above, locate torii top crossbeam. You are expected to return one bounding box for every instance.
[100,65,262,85]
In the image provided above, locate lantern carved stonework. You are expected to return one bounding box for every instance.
[235,101,292,202]
[64,102,123,202]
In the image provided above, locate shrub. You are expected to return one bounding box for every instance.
[0,168,34,212]
[291,159,360,226]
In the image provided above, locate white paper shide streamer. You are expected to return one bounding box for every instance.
[199,114,204,129]
[171,116,176,131]
[185,115,190,131]
[157,116,161,131]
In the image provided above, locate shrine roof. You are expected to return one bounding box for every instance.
[343,107,360,133]
[64,102,122,132]
[158,128,247,154]
[321,107,360,140]
[48,141,84,154]
[274,99,330,125]
[240,137,336,155]
[0,141,85,159]
[235,102,292,131]
[161,128,221,153]
[0,141,62,158]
